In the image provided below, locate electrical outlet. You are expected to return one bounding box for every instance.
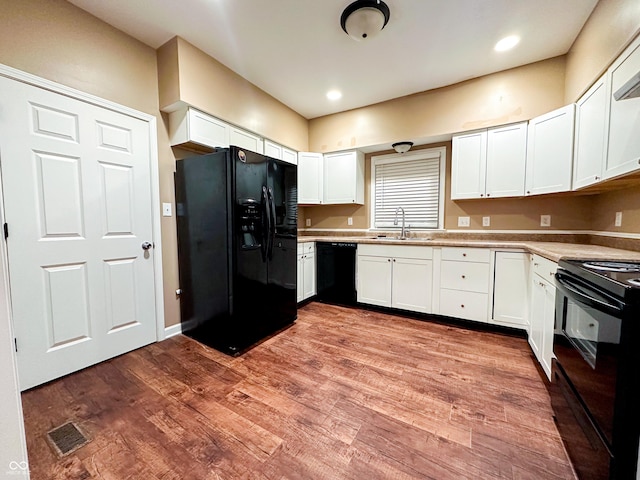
[347,217,353,226]
[162,202,172,217]
[458,216,470,227]
[540,215,551,227]
[482,216,490,227]
[615,211,622,227]
[305,218,311,227]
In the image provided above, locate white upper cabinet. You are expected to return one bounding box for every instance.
[485,123,528,198]
[573,74,610,190]
[229,125,263,154]
[451,130,487,199]
[264,140,298,165]
[323,150,365,204]
[525,104,575,196]
[451,123,527,200]
[605,34,640,180]
[298,152,324,204]
[169,107,230,150]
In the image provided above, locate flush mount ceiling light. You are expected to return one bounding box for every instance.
[340,0,391,41]
[326,90,343,101]
[494,35,520,52]
[392,141,413,154]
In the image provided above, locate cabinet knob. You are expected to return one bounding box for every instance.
[393,259,396,262]
[526,191,531,194]
[487,193,491,197]
[463,253,467,257]
[480,194,484,197]
[461,304,465,308]
[388,258,391,262]
[461,275,466,279]
[595,176,600,180]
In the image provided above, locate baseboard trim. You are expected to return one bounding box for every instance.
[164,323,182,339]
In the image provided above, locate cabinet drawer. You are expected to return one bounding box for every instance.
[298,242,315,255]
[440,261,490,293]
[532,254,557,282]
[357,244,433,260]
[441,247,490,263]
[439,289,488,322]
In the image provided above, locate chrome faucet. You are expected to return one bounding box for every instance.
[394,207,407,240]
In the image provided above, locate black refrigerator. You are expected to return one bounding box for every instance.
[175,147,298,355]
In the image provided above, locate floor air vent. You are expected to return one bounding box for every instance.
[46,422,89,457]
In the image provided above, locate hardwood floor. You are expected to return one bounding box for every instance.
[21,303,576,479]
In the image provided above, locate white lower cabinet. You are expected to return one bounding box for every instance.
[528,254,557,380]
[297,242,316,303]
[438,247,491,322]
[357,244,433,313]
[491,251,530,329]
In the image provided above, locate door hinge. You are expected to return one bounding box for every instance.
[14,338,17,352]
[3,223,8,239]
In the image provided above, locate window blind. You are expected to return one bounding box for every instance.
[373,155,441,228]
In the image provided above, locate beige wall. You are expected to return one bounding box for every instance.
[0,0,180,327]
[309,57,566,153]
[565,0,640,102]
[592,185,640,233]
[158,37,309,152]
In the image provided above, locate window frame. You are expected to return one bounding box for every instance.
[369,146,447,231]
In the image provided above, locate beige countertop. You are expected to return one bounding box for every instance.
[298,236,640,263]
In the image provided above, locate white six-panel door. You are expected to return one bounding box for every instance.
[0,76,157,390]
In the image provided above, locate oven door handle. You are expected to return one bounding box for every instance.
[555,272,623,315]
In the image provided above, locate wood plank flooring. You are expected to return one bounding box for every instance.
[21,303,576,479]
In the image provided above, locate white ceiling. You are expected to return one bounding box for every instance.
[67,0,598,120]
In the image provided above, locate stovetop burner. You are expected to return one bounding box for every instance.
[582,261,640,273]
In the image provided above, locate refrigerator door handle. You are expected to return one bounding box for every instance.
[267,187,276,259]
[261,186,270,262]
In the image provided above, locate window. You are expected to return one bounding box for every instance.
[370,147,446,229]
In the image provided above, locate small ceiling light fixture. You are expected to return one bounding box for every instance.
[340,0,391,41]
[392,141,413,154]
[326,90,343,101]
[494,35,520,52]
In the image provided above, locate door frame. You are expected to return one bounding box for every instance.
[0,61,166,389]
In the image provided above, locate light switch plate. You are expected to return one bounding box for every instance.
[347,217,353,226]
[540,215,551,227]
[162,203,172,217]
[615,211,622,227]
[458,216,470,227]
[482,216,490,227]
[305,218,311,227]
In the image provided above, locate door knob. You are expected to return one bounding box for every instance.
[141,242,153,250]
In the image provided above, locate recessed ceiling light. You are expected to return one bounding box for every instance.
[494,35,520,52]
[326,90,342,101]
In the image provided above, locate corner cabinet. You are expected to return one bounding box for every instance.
[357,244,433,313]
[525,104,575,196]
[605,34,640,180]
[451,122,527,200]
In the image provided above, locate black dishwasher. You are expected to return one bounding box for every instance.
[316,242,357,306]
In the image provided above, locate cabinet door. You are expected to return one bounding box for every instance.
[451,130,487,199]
[264,140,283,160]
[573,74,609,189]
[606,36,640,180]
[297,254,304,303]
[528,275,545,361]
[282,147,298,165]
[323,150,364,204]
[485,123,527,198]
[169,107,230,149]
[492,252,529,328]
[525,104,575,195]
[540,279,556,380]
[298,152,323,204]
[391,258,433,313]
[303,253,316,299]
[229,126,263,154]
[357,255,392,307]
